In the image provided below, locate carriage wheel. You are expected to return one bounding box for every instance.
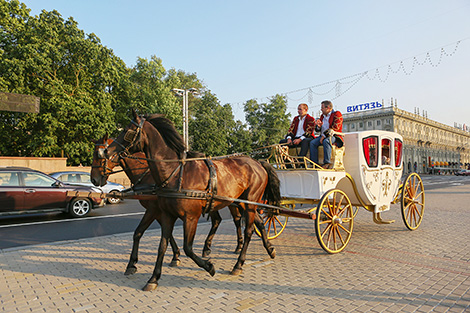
[254,204,291,239]
[315,189,353,254]
[401,173,425,230]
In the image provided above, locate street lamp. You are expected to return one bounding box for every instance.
[171,88,199,152]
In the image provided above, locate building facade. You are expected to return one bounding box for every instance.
[342,105,470,174]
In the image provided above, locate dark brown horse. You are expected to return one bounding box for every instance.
[91,136,245,275]
[99,111,280,291]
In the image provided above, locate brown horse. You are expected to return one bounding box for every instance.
[100,111,280,291]
[91,136,245,275]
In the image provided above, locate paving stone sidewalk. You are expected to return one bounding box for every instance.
[1,185,469,312]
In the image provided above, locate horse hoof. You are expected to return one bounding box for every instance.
[169,259,181,267]
[124,267,137,275]
[206,262,216,276]
[230,268,242,276]
[142,283,158,291]
[269,247,276,259]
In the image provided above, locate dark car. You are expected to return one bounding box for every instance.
[455,169,470,176]
[0,167,105,218]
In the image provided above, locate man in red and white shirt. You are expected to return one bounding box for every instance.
[309,100,343,168]
[279,103,315,157]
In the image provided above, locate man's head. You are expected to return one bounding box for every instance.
[297,103,308,117]
[320,100,333,116]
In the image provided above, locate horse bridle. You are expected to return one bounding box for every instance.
[93,118,145,176]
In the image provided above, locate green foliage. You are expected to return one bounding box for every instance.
[190,91,230,156]
[244,94,291,148]
[0,1,122,164]
[0,0,252,163]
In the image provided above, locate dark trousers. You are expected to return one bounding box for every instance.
[279,137,313,157]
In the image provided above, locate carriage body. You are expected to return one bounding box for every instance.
[276,130,404,213]
[338,130,404,212]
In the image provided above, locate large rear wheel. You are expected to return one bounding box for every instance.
[315,189,353,254]
[401,173,425,230]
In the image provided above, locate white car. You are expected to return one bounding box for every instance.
[49,171,125,204]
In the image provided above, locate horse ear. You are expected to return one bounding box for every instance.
[104,133,108,141]
[132,108,138,121]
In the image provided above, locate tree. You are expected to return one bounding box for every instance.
[244,94,291,148]
[189,91,233,156]
[0,1,126,164]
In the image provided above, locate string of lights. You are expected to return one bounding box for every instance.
[228,38,466,114]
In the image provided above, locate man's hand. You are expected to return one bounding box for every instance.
[293,138,302,145]
[315,119,322,127]
[320,137,324,144]
[287,138,293,145]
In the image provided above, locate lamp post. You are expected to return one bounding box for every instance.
[171,88,198,152]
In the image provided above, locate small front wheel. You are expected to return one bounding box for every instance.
[254,204,291,239]
[315,189,353,254]
[69,198,92,218]
[401,173,425,230]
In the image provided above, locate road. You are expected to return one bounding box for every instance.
[0,174,469,251]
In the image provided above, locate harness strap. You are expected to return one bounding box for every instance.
[159,163,182,189]
[202,158,218,217]
[123,187,281,211]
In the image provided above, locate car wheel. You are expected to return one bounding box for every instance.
[69,198,92,218]
[107,190,121,204]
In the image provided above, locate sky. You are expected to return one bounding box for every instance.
[21,0,470,128]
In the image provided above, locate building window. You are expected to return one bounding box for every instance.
[359,122,363,128]
[351,124,355,129]
[377,120,381,126]
[368,121,372,127]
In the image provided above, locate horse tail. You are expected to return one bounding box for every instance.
[260,161,281,206]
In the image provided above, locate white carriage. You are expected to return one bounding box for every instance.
[259,130,425,254]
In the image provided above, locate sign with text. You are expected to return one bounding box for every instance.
[347,101,382,113]
[0,92,40,113]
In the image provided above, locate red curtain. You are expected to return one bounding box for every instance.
[363,136,378,167]
[394,139,403,167]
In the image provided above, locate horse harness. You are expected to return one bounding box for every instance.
[100,117,220,216]
[125,156,218,216]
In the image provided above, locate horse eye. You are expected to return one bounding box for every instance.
[97,148,106,159]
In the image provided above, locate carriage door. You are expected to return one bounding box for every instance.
[378,137,394,210]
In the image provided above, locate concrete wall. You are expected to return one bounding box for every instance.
[0,157,131,187]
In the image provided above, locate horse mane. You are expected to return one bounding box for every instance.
[144,114,205,159]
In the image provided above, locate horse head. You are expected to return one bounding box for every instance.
[90,133,121,187]
[105,110,145,157]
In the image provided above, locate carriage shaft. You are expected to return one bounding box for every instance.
[260,207,316,220]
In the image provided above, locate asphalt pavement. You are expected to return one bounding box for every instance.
[0,182,469,312]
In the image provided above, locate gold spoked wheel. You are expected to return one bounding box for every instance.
[401,173,425,230]
[254,204,291,239]
[315,189,353,254]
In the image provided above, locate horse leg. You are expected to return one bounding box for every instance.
[230,205,243,254]
[168,234,181,267]
[202,211,221,258]
[183,216,216,276]
[230,207,256,276]
[143,213,176,291]
[254,212,276,258]
[125,209,155,275]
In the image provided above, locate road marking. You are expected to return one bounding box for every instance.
[0,212,145,229]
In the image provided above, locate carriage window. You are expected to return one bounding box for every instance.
[362,136,378,167]
[394,139,403,167]
[381,139,391,166]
